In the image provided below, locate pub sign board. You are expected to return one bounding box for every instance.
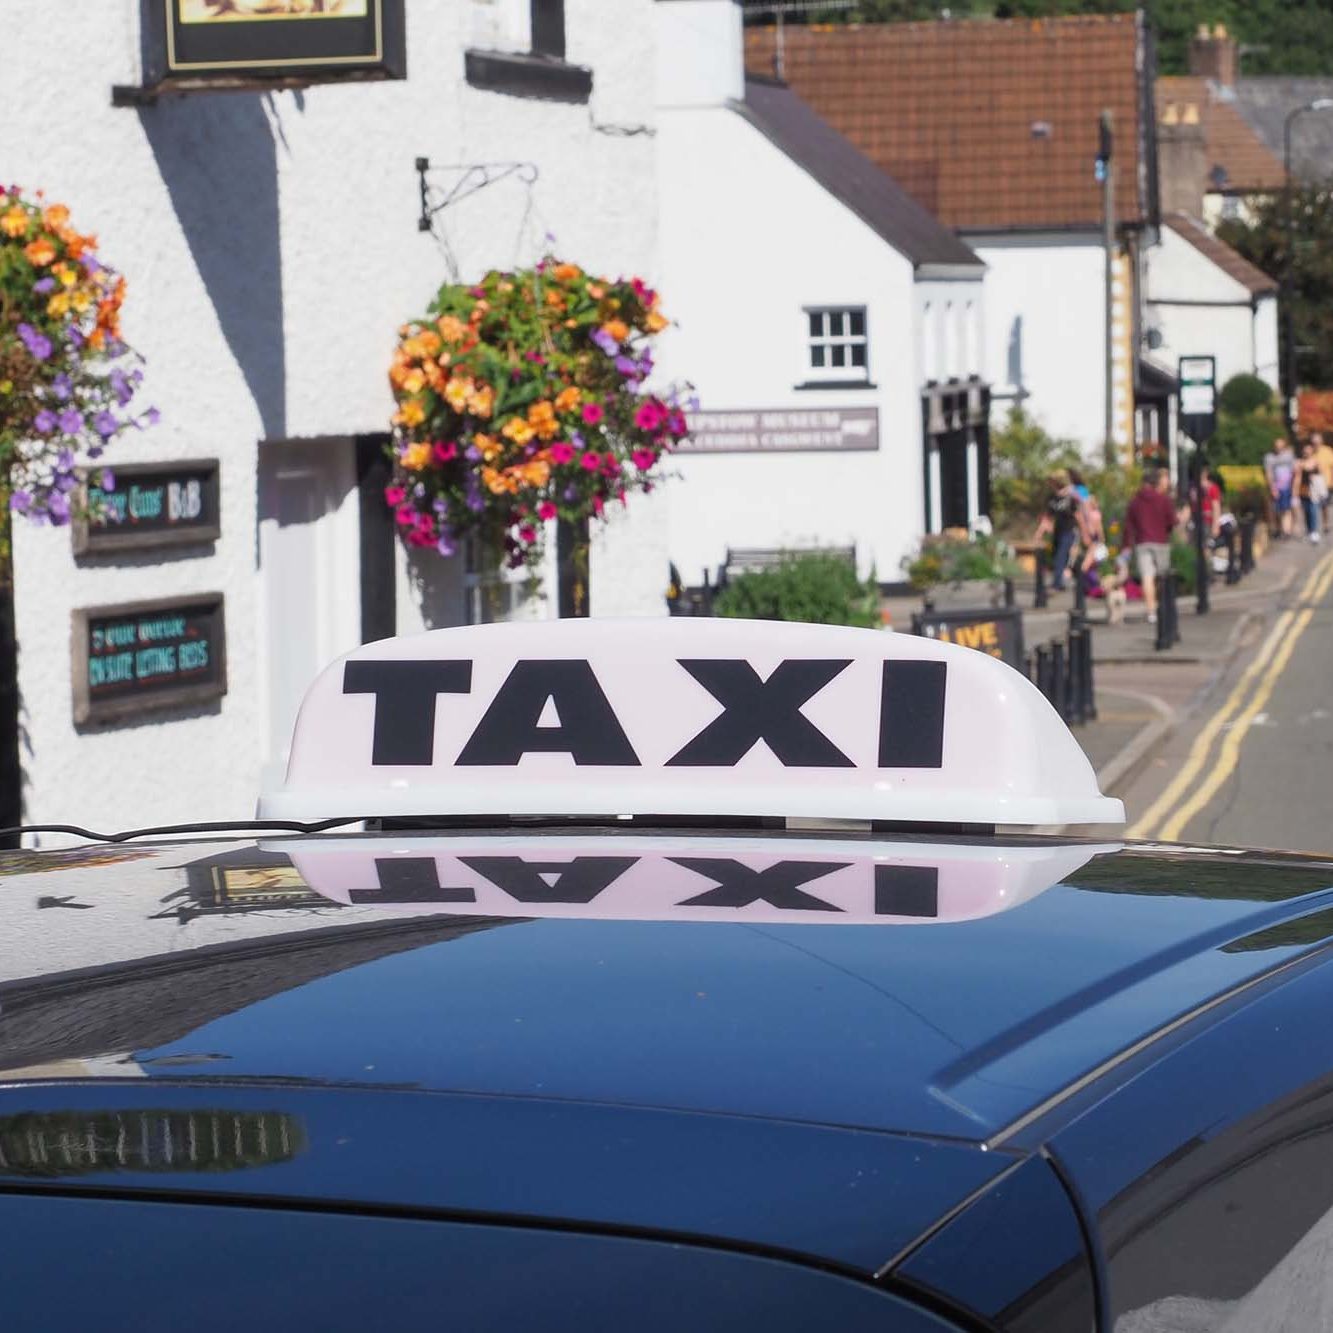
[72,594,227,726]
[140,0,406,87]
[74,459,220,556]
[678,407,880,455]
[911,606,1025,670]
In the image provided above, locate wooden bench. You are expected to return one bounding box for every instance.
[722,545,857,582]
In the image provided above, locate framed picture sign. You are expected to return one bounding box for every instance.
[72,594,227,725]
[136,0,406,90]
[74,459,220,555]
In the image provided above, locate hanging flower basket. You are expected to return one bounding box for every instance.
[386,258,689,570]
[1,186,156,546]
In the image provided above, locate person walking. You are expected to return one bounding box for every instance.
[1313,431,1333,535]
[1069,466,1107,577]
[1034,469,1081,592]
[1124,467,1177,626]
[1263,436,1297,539]
[1296,440,1325,544]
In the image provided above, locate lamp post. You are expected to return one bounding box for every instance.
[1281,99,1333,424]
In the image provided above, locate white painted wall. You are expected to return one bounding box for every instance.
[915,279,986,386]
[2,0,661,835]
[1146,225,1279,391]
[972,233,1108,450]
[655,102,926,587]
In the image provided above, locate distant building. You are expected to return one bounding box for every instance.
[655,0,987,589]
[745,13,1160,458]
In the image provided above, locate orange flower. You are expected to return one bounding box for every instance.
[444,376,472,412]
[23,236,56,266]
[552,262,581,282]
[399,367,426,396]
[528,399,560,440]
[422,360,447,391]
[644,310,668,333]
[469,300,490,325]
[554,386,581,413]
[545,288,566,311]
[1,204,29,238]
[436,314,469,345]
[482,466,519,495]
[395,398,426,427]
[60,229,93,260]
[602,318,630,342]
[519,459,551,487]
[501,416,535,445]
[475,432,504,462]
[41,203,69,230]
[586,283,604,300]
[466,381,495,418]
[401,442,433,471]
[47,291,71,317]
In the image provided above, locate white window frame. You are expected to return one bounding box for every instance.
[804,306,870,383]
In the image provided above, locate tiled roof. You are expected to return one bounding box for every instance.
[738,76,983,270]
[1164,212,1278,295]
[1156,76,1286,193]
[1230,77,1333,183]
[743,14,1148,232]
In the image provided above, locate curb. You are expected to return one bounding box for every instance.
[1093,688,1176,797]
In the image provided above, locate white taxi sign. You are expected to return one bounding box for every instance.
[268,836,1122,927]
[257,619,1124,827]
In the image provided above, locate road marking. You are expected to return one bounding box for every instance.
[1156,553,1333,842]
[1127,549,1333,840]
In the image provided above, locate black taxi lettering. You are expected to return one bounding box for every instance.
[342,657,946,770]
[459,855,638,904]
[874,865,939,918]
[669,857,847,912]
[350,856,475,905]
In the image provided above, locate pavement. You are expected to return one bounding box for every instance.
[885,536,1323,815]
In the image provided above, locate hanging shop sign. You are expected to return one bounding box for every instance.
[911,606,1024,671]
[1178,355,1217,445]
[136,0,406,90]
[73,459,220,555]
[72,593,227,726]
[677,407,879,455]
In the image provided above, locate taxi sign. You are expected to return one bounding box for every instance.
[267,835,1122,927]
[257,619,1124,827]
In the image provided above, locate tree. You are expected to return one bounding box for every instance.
[1217,184,1333,394]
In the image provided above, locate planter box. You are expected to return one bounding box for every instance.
[922,579,1011,611]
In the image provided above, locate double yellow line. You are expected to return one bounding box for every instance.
[1128,549,1333,842]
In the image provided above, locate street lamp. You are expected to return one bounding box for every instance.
[1281,99,1333,421]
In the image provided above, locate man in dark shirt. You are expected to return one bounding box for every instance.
[1124,467,1177,625]
[1034,470,1081,591]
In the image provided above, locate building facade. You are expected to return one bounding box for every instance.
[2,0,665,833]
[656,1,986,589]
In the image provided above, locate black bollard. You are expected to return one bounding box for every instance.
[1073,567,1087,621]
[1240,516,1256,575]
[1225,526,1240,585]
[1155,574,1171,651]
[1004,577,1016,609]
[1051,639,1068,720]
[1082,625,1098,721]
[1066,627,1086,725]
[1035,644,1051,704]
[1034,550,1048,609]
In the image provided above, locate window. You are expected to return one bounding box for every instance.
[464,0,590,103]
[530,0,565,59]
[806,308,869,382]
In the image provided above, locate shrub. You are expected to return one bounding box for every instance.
[1210,399,1285,467]
[1170,537,1198,595]
[902,532,1019,590]
[989,407,1081,535]
[1218,373,1273,417]
[714,554,880,627]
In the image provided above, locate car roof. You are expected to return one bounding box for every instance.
[4,830,1333,1147]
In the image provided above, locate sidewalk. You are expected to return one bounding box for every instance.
[885,536,1321,789]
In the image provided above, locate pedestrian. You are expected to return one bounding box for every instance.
[1313,431,1333,535]
[1263,435,1298,539]
[1191,462,1222,542]
[1124,466,1177,626]
[1033,469,1080,592]
[1069,467,1107,576]
[1296,440,1325,544]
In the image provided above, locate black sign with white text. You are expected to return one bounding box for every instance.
[75,459,220,555]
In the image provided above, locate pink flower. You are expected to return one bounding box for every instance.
[580,451,602,470]
[634,399,667,432]
[592,494,605,515]
[384,485,407,506]
[631,448,656,470]
[519,524,537,544]
[667,410,687,436]
[581,403,604,425]
[549,441,575,463]
[538,500,557,521]
[433,440,458,462]
[395,503,416,527]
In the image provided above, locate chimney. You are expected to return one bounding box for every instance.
[1157,100,1208,216]
[1188,22,1238,88]
[655,0,744,108]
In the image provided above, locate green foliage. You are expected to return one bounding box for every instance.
[747,1,1333,76]
[902,531,1020,589]
[1170,536,1198,594]
[1082,462,1141,543]
[714,554,881,627]
[988,406,1081,534]
[1211,403,1285,467]
[1218,185,1333,392]
[1218,373,1274,417]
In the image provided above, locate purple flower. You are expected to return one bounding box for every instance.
[48,491,70,524]
[614,354,638,378]
[570,431,585,449]
[99,468,116,493]
[88,445,103,459]
[9,490,31,515]
[465,490,485,513]
[686,395,701,412]
[108,369,132,406]
[591,328,619,356]
[563,485,578,502]
[17,323,52,361]
[33,409,57,434]
[55,472,77,494]
[436,530,457,557]
[51,372,71,402]
[138,406,160,428]
[92,411,118,439]
[56,448,75,473]
[67,326,85,349]
[33,277,56,295]
[465,444,482,461]
[57,408,83,435]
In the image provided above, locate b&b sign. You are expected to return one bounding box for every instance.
[75,459,220,555]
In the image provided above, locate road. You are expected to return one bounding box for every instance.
[1123,543,1333,855]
